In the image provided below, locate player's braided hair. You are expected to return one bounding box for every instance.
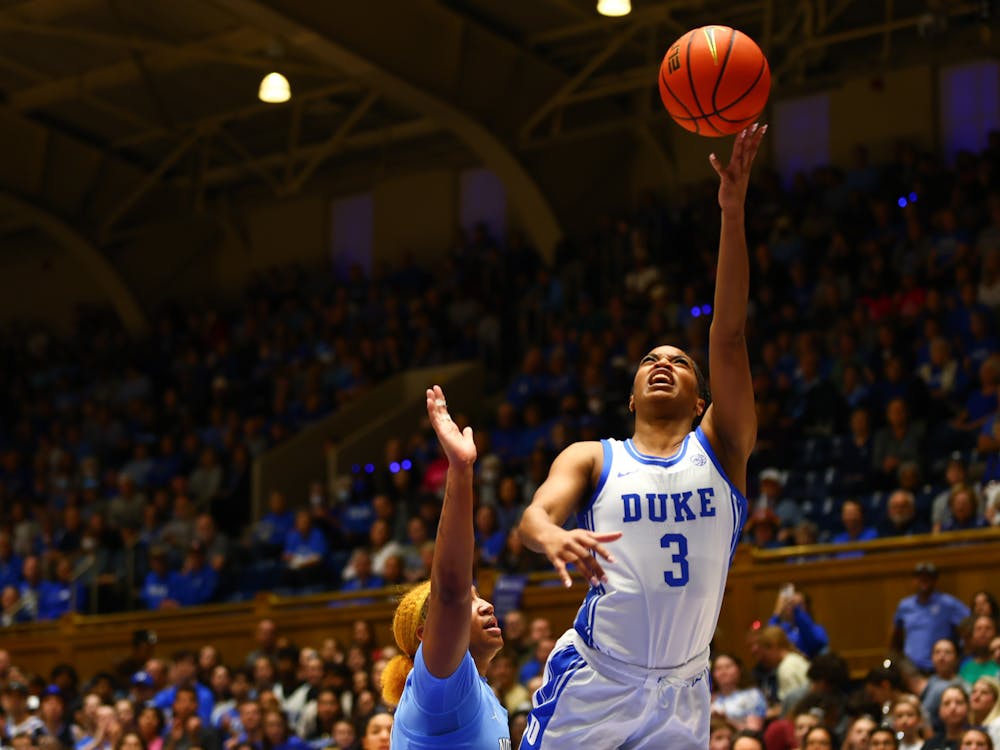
[381,580,432,706]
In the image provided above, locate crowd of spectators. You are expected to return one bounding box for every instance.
[706,563,1000,750]
[1,566,999,750]
[4,127,1000,623]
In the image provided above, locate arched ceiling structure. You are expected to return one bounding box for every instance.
[0,0,995,327]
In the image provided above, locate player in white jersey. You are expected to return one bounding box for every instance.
[517,123,766,750]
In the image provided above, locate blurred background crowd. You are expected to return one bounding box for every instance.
[2,123,1000,749]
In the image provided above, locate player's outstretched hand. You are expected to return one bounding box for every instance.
[426,385,476,468]
[709,122,766,214]
[542,527,622,588]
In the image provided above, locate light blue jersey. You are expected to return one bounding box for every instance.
[392,644,511,750]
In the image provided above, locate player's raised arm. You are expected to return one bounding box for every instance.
[517,441,621,588]
[420,385,476,678]
[701,124,766,489]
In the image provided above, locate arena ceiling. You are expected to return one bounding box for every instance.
[0,0,994,255]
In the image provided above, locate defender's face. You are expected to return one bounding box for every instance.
[468,587,504,656]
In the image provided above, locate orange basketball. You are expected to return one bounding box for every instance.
[658,25,771,137]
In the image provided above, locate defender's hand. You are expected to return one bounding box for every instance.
[426,385,476,468]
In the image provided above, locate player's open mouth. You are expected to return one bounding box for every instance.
[649,370,673,387]
[484,618,501,634]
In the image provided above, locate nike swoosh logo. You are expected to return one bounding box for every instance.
[617,469,638,478]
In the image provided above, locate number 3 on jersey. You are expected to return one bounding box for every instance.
[660,533,689,586]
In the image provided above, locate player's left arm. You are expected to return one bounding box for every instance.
[700,124,767,493]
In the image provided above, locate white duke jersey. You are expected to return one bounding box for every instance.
[572,426,748,670]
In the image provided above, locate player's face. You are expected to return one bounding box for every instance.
[630,346,703,418]
[468,587,504,657]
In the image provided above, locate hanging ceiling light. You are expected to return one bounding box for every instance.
[258,71,291,104]
[597,0,631,16]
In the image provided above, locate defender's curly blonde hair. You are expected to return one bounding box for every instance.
[381,580,432,706]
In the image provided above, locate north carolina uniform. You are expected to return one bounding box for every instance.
[392,644,511,750]
[522,427,747,750]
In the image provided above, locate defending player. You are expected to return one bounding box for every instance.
[517,124,766,749]
[382,386,510,749]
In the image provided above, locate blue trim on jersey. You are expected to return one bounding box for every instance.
[694,426,749,566]
[624,435,691,466]
[580,439,613,515]
[573,582,605,647]
[523,643,587,750]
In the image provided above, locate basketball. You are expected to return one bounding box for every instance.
[658,25,771,137]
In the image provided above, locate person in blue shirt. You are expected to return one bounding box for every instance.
[165,543,218,607]
[767,586,829,659]
[831,498,879,558]
[891,561,970,672]
[38,558,85,621]
[151,651,215,726]
[0,531,23,590]
[381,386,509,749]
[141,547,172,610]
[282,510,329,589]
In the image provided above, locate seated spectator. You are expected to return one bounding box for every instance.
[837,407,876,494]
[0,530,22,590]
[359,712,392,750]
[328,719,356,750]
[282,511,329,590]
[753,468,801,541]
[864,664,907,719]
[255,492,295,559]
[768,587,829,659]
[193,515,230,577]
[830,499,878,556]
[1,585,32,626]
[711,716,738,750]
[77,703,120,750]
[224,700,262,750]
[487,650,530,714]
[756,625,811,708]
[873,398,924,490]
[141,547,172,611]
[880,490,930,537]
[843,716,879,750]
[923,685,971,750]
[518,636,555,686]
[889,694,928,750]
[745,509,784,549]
[968,676,1000,732]
[17,555,42,621]
[932,453,984,531]
[1,681,45,741]
[151,651,215,726]
[338,550,383,593]
[959,616,1000,684]
[38,557,85,621]
[474,505,506,566]
[365,519,403,578]
[297,687,344,748]
[711,653,768,732]
[164,543,218,608]
[940,486,988,533]
[163,685,220,750]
